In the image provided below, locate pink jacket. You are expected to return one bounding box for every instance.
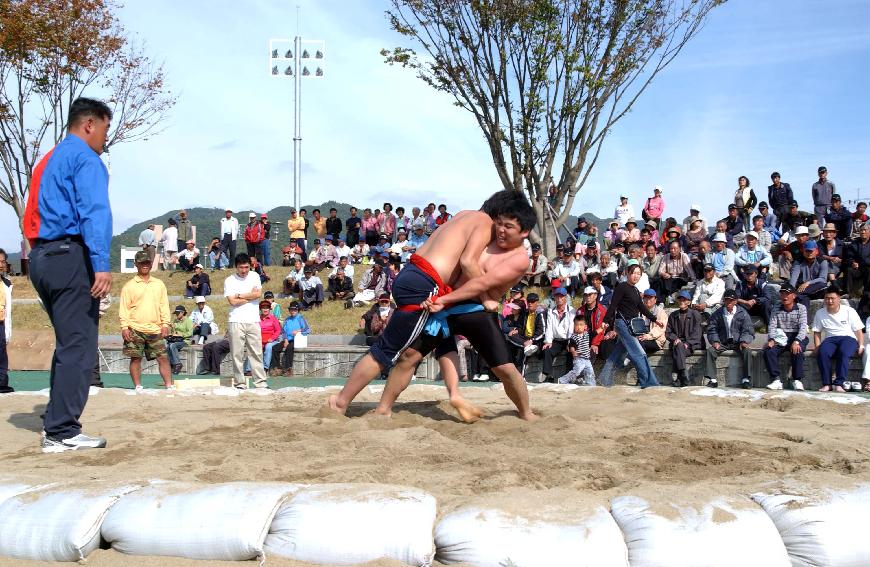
[643,196,665,219]
[361,216,379,233]
[377,212,397,236]
[259,314,283,345]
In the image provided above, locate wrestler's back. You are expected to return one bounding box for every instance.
[416,210,493,287]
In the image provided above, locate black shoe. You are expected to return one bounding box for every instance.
[671,379,680,388]
[706,378,718,388]
[196,369,211,375]
[679,376,690,388]
[741,378,751,389]
[0,385,14,394]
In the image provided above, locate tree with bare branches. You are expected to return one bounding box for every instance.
[0,0,176,251]
[382,0,724,256]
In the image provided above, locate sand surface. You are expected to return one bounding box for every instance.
[1,384,869,565]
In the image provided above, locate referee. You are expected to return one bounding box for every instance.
[23,98,113,453]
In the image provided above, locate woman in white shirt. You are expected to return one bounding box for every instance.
[812,286,864,392]
[190,296,218,344]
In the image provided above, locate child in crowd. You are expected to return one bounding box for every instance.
[558,316,595,386]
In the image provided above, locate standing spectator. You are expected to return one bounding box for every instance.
[326,207,343,242]
[299,266,324,309]
[355,262,387,305]
[176,210,192,253]
[790,240,829,309]
[556,316,595,385]
[825,194,852,241]
[361,208,379,246]
[735,266,773,325]
[812,286,864,392]
[207,237,228,270]
[851,202,868,241]
[409,206,425,231]
[692,264,725,317]
[734,175,757,232]
[360,292,394,345]
[177,240,200,272]
[312,208,327,241]
[24,97,113,452]
[327,267,355,304]
[665,290,704,387]
[598,264,662,388]
[820,223,845,284]
[435,203,452,226]
[243,212,265,264]
[812,166,835,225]
[539,286,575,382]
[767,172,793,230]
[657,240,695,301]
[704,289,754,389]
[642,186,665,224]
[184,264,211,298]
[198,332,230,375]
[272,302,311,376]
[378,202,397,242]
[139,223,157,261]
[161,218,178,271]
[764,283,808,391]
[577,287,607,358]
[224,253,267,390]
[256,300,283,377]
[120,251,173,390]
[614,196,635,226]
[261,213,272,266]
[394,206,411,234]
[287,208,307,257]
[220,209,239,263]
[0,265,10,394]
[166,305,193,375]
[848,225,870,301]
[190,296,217,344]
[345,206,361,247]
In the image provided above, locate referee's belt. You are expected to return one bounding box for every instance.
[33,235,84,247]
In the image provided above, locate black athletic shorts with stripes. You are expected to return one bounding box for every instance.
[409,306,513,369]
[369,263,439,369]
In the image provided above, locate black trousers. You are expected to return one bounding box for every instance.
[542,338,571,377]
[29,239,99,439]
[0,321,10,393]
[669,341,696,373]
[221,235,237,264]
[272,340,296,370]
[202,338,230,374]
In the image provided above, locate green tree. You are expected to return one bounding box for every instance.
[382,0,723,256]
[0,0,176,250]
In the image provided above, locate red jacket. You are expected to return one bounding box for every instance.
[579,303,608,347]
[244,222,265,244]
[259,314,282,345]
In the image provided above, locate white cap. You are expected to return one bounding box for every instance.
[795,226,809,235]
[194,263,203,269]
[690,203,701,211]
[712,233,727,243]
[194,296,205,303]
[583,286,597,294]
[654,185,662,193]
[746,230,759,240]
[249,212,256,217]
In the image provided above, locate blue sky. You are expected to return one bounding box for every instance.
[2,0,868,250]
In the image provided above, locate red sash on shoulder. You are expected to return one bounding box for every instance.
[397,254,453,312]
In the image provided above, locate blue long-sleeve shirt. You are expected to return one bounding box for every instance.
[23,134,112,272]
[282,314,311,338]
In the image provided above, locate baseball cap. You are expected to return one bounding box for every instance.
[378,292,390,300]
[583,286,597,295]
[174,305,186,314]
[553,287,568,296]
[510,285,524,294]
[288,301,300,310]
[723,289,738,300]
[779,282,796,293]
[261,213,268,218]
[194,295,206,303]
[527,293,540,303]
[258,300,271,309]
[325,235,333,240]
[690,204,700,212]
[264,290,274,298]
[804,240,818,250]
[531,243,541,251]
[818,166,827,174]
[303,266,314,274]
[677,290,692,300]
[643,288,657,297]
[703,263,714,271]
[379,234,388,239]
[134,250,150,264]
[790,200,799,207]
[746,231,759,240]
[795,226,809,235]
[249,212,256,218]
[577,216,587,223]
[712,233,727,243]
[759,201,769,208]
[832,193,841,202]
[186,239,195,245]
[728,204,738,211]
[654,185,662,193]
[550,278,562,288]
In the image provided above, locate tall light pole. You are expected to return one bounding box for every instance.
[269,36,325,211]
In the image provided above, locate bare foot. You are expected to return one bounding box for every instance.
[374,405,392,418]
[519,410,540,422]
[327,394,347,415]
[450,397,483,424]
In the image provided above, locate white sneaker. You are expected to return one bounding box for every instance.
[198,336,205,345]
[766,379,783,390]
[479,373,489,381]
[471,374,480,381]
[165,385,177,392]
[623,357,630,367]
[134,385,144,392]
[41,433,107,453]
[793,380,805,391]
[852,382,864,391]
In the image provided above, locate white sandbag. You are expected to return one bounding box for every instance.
[0,482,36,506]
[610,495,790,567]
[265,483,436,566]
[101,481,300,561]
[435,506,628,567]
[752,485,870,566]
[0,483,139,561]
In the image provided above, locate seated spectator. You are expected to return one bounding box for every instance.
[407,225,428,256]
[735,265,773,325]
[521,242,549,288]
[283,258,306,298]
[328,267,355,304]
[298,266,324,309]
[704,289,754,389]
[776,224,810,280]
[596,252,618,289]
[604,220,620,250]
[662,223,682,249]
[709,233,737,290]
[281,242,301,267]
[621,257,650,294]
[682,204,708,235]
[166,305,193,375]
[586,271,613,306]
[684,217,707,249]
[271,301,311,376]
[350,241,370,264]
[355,261,387,306]
[197,332,230,375]
[385,260,401,294]
[548,250,581,296]
[254,300,284,376]
[250,256,270,284]
[642,243,662,292]
[657,240,695,302]
[666,290,704,387]
[206,237,228,270]
[334,237,352,261]
[636,289,667,353]
[750,214,775,250]
[184,264,211,298]
[691,264,725,317]
[781,200,805,234]
[826,194,852,241]
[388,229,412,263]
[516,292,546,361]
[764,283,808,391]
[360,292,394,346]
[641,224,659,248]
[264,290,282,319]
[574,217,593,244]
[851,202,868,241]
[371,233,391,258]
[328,256,355,279]
[847,225,870,312]
[501,302,527,369]
[735,231,772,280]
[790,240,828,309]
[190,296,218,344]
[757,202,779,237]
[578,241,599,274]
[813,286,864,393]
[177,240,200,272]
[722,205,744,245]
[820,223,845,284]
[689,241,709,280]
[619,217,641,244]
[318,235,339,269]
[306,239,322,267]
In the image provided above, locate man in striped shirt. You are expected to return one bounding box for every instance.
[763,283,809,391]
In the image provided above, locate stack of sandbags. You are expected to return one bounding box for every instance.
[101,481,301,561]
[265,483,437,566]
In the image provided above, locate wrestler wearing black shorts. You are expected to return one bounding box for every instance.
[409,304,513,370]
